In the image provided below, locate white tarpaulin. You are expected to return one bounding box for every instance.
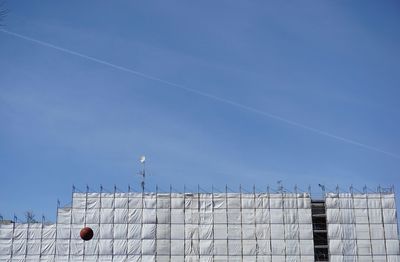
[0,191,398,261]
[326,193,400,261]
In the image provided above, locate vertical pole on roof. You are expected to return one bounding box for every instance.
[126,185,130,261]
[53,201,60,259]
[183,185,186,262]
[365,188,373,260]
[24,211,30,260]
[83,185,89,258]
[140,182,144,262]
[38,216,44,258]
[68,184,74,261]
[111,185,116,261]
[392,186,400,247]
[139,157,146,193]
[378,185,389,260]
[239,185,244,261]
[295,185,301,261]
[10,214,16,260]
[253,185,258,261]
[337,187,344,259]
[97,185,102,260]
[281,183,287,261]
[225,185,229,260]
[155,185,158,260]
[211,185,215,261]
[169,185,172,262]
[350,185,359,260]
[54,201,59,260]
[267,186,272,261]
[197,184,200,260]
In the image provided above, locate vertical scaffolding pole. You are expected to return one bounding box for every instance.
[239,185,244,261]
[364,186,373,259]
[67,185,75,262]
[253,185,258,262]
[111,185,116,262]
[140,186,144,261]
[267,186,272,261]
[9,216,15,260]
[24,218,29,261]
[378,187,389,261]
[97,185,102,260]
[225,185,229,261]
[197,185,200,260]
[39,217,44,260]
[126,185,130,261]
[169,185,172,262]
[83,185,89,260]
[211,186,215,261]
[350,186,359,260]
[338,190,344,259]
[281,188,287,261]
[155,186,158,260]
[183,185,186,261]
[295,186,302,261]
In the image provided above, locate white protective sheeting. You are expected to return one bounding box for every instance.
[326,192,400,260]
[1,191,399,260]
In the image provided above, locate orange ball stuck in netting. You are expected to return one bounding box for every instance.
[80,227,94,241]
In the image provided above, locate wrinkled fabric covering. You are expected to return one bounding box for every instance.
[326,193,399,261]
[0,192,398,261]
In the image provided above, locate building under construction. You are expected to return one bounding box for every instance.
[0,186,399,261]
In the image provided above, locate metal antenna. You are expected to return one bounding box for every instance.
[138,155,146,192]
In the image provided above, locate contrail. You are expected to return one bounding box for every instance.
[1,29,399,160]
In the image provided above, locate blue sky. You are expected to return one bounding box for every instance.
[1,1,399,221]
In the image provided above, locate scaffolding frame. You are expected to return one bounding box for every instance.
[0,185,399,261]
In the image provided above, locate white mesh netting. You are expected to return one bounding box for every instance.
[0,192,399,261]
[326,193,399,261]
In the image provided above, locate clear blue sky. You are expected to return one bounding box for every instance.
[1,1,399,221]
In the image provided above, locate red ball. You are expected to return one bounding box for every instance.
[80,227,94,241]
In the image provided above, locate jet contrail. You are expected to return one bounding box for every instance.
[1,29,399,160]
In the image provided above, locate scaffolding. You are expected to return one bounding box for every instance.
[0,186,399,261]
[326,192,399,261]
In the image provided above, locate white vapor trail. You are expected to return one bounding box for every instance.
[1,29,399,160]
